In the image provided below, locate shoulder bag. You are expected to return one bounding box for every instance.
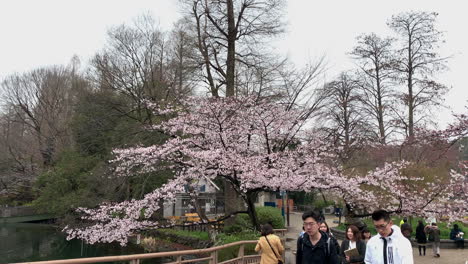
[265,235,283,264]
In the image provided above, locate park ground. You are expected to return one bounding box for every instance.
[284,212,468,264]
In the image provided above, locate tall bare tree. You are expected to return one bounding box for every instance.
[167,21,199,96]
[388,11,449,138]
[184,0,285,97]
[91,14,194,124]
[350,33,396,144]
[321,72,370,161]
[1,66,77,167]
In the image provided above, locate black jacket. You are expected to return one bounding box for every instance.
[415,224,427,243]
[340,239,366,263]
[296,231,339,264]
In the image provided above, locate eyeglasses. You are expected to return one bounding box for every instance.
[303,221,318,227]
[374,222,390,230]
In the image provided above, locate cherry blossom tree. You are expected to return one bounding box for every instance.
[64,97,342,245]
[64,98,466,245]
[341,114,468,221]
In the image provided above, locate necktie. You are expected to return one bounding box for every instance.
[381,237,388,264]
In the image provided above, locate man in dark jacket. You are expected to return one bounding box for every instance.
[296,211,339,264]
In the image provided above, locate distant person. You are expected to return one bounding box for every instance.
[400,221,413,240]
[415,220,427,256]
[296,210,339,264]
[450,224,465,249]
[255,223,284,264]
[340,225,366,264]
[361,227,371,244]
[299,226,305,238]
[399,217,408,227]
[319,222,341,263]
[425,222,440,257]
[364,209,413,264]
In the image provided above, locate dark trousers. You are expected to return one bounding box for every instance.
[418,244,426,255]
[454,239,464,249]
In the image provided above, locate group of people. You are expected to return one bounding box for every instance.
[410,218,465,259]
[256,209,415,264]
[414,219,441,257]
[255,209,466,264]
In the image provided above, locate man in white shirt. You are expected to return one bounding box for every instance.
[365,210,414,264]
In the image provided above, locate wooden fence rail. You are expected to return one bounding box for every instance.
[14,240,261,264]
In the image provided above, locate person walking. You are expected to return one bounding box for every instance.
[361,227,371,244]
[296,210,339,264]
[400,221,412,241]
[415,220,427,256]
[340,225,366,263]
[255,223,284,264]
[364,209,413,264]
[425,222,441,257]
[399,217,408,227]
[319,222,341,263]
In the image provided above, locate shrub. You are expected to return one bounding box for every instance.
[224,206,285,234]
[157,229,210,241]
[256,206,285,228]
[216,231,260,262]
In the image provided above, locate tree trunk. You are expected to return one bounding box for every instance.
[407,35,414,139]
[246,192,261,231]
[375,70,386,144]
[225,0,236,97]
[223,180,245,226]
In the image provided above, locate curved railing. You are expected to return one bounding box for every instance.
[13,229,287,264]
[13,240,261,264]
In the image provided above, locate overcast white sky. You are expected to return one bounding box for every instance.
[0,0,466,128]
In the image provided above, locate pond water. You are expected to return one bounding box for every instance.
[0,223,164,264]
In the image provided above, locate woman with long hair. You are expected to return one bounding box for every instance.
[340,225,366,264]
[255,223,284,264]
[319,222,341,262]
[361,227,371,244]
[415,220,427,256]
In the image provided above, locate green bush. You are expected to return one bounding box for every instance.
[216,231,260,262]
[157,229,210,241]
[312,198,334,210]
[224,206,285,234]
[256,206,285,228]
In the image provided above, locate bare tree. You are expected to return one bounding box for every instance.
[321,72,370,161]
[183,0,285,97]
[350,33,396,144]
[91,14,194,124]
[1,66,77,167]
[167,21,199,97]
[388,11,449,138]
[0,108,38,197]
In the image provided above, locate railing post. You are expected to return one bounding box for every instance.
[176,255,182,264]
[129,259,140,264]
[210,250,218,264]
[238,244,245,258]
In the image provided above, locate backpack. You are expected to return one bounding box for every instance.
[428,230,435,242]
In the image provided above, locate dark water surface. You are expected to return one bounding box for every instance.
[0,223,163,264]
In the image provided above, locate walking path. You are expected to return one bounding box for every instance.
[284,212,467,264]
